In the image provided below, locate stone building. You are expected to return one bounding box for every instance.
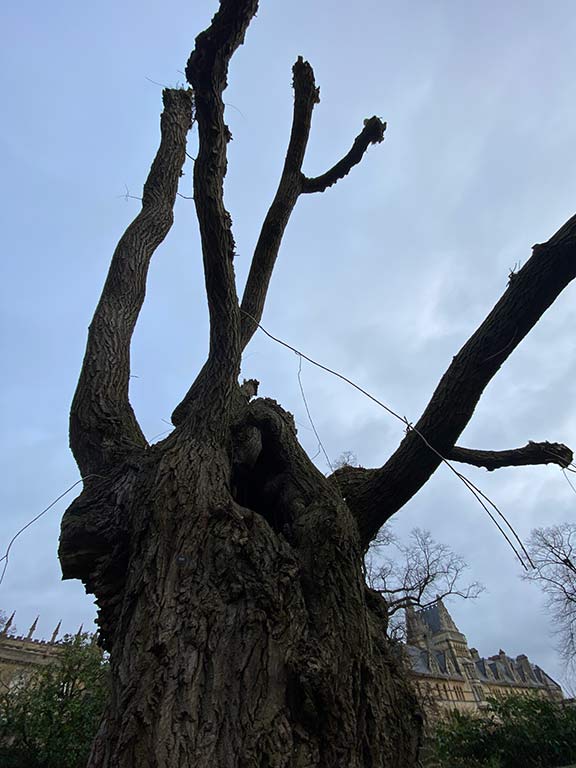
[0,613,64,688]
[405,599,563,716]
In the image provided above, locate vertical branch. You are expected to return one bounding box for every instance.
[70,89,194,475]
[239,57,319,350]
[171,0,259,427]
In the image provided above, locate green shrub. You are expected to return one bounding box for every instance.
[0,633,109,768]
[432,694,576,768]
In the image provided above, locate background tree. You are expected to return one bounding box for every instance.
[0,634,109,768]
[336,453,484,640]
[57,1,576,766]
[524,523,576,676]
[367,528,483,640]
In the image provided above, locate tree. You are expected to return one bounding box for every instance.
[367,528,483,640]
[58,2,576,766]
[0,634,109,768]
[524,523,576,674]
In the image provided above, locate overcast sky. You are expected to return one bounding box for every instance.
[1,0,575,690]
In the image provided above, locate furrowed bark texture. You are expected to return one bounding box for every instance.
[61,396,421,767]
[60,1,575,765]
[70,88,194,476]
[447,441,573,471]
[61,2,422,766]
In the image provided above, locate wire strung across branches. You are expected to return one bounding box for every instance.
[240,309,567,571]
[0,476,103,588]
[2,317,573,585]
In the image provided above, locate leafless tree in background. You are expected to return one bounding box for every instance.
[366,525,484,640]
[58,2,576,766]
[367,528,483,640]
[525,523,576,675]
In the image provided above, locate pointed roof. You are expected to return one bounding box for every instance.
[50,620,62,644]
[26,615,39,640]
[0,610,15,636]
[414,598,461,635]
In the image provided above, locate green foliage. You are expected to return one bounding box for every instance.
[432,694,576,768]
[0,633,109,768]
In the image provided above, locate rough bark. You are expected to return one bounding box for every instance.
[61,394,422,767]
[70,88,194,476]
[447,441,573,471]
[59,1,575,766]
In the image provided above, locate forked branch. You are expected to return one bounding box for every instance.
[70,89,193,475]
[171,0,259,427]
[337,212,576,547]
[240,57,319,349]
[240,66,386,350]
[185,0,258,365]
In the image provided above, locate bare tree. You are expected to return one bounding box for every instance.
[58,2,576,766]
[367,528,483,640]
[525,523,576,673]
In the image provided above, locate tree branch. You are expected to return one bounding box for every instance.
[301,116,386,193]
[447,441,573,470]
[171,0,259,427]
[70,89,193,475]
[239,75,386,350]
[239,57,319,350]
[339,212,576,548]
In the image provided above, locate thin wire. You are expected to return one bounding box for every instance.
[244,311,410,426]
[542,446,576,472]
[563,469,576,497]
[149,428,173,443]
[295,421,315,433]
[402,420,533,569]
[453,470,534,568]
[297,354,334,474]
[144,75,170,88]
[242,310,531,569]
[0,475,102,588]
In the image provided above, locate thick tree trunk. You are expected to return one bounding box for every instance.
[59,3,575,764]
[60,396,421,767]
